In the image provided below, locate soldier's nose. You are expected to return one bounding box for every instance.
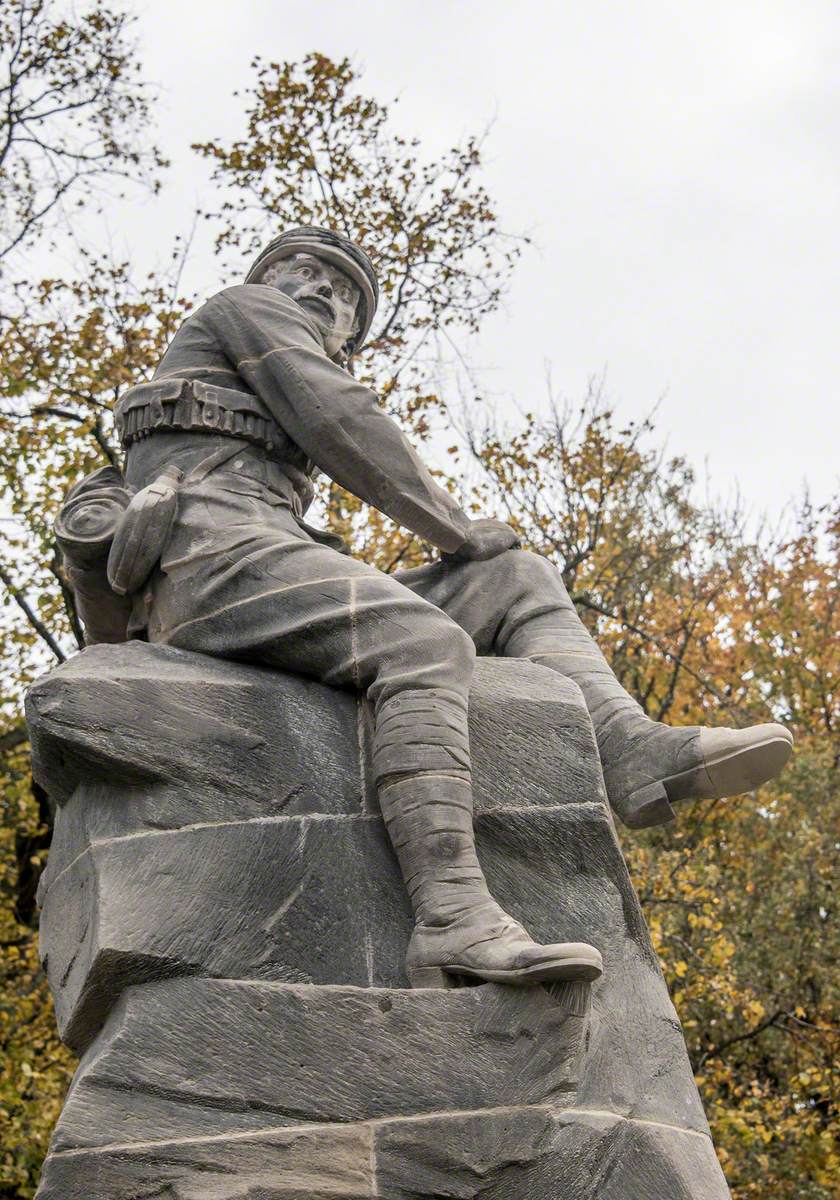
[316,280,333,298]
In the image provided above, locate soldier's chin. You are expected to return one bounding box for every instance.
[299,306,345,356]
[322,331,346,358]
[302,304,327,329]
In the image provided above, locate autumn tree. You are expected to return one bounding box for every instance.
[191,52,524,563]
[462,394,839,1194]
[0,0,165,269]
[1,1,167,1190]
[194,54,519,376]
[1,46,837,1200]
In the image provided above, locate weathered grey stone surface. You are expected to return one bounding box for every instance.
[45,808,630,1048]
[31,644,608,1049]
[38,1119,376,1200]
[39,1103,729,1200]
[31,643,731,1197]
[51,977,589,1149]
[376,1107,729,1199]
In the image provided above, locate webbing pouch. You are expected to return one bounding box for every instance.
[106,443,242,596]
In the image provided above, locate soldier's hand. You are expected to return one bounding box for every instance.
[443,518,521,563]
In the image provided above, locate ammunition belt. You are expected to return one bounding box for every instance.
[117,378,300,464]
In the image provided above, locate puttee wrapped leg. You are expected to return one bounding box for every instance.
[372,689,603,988]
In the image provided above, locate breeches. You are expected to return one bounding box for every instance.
[147,481,578,782]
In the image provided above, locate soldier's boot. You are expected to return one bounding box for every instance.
[466,550,793,829]
[527,648,792,829]
[379,773,603,988]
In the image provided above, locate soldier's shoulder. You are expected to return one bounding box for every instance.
[208,285,324,344]
[212,283,300,312]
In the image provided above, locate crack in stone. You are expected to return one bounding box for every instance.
[50,1104,714,1160]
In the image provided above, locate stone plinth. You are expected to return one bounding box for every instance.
[28,642,731,1198]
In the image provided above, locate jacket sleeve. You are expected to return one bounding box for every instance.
[206,285,471,553]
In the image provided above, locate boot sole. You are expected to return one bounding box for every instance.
[615,733,794,829]
[408,953,603,989]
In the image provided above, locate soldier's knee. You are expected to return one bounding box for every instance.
[424,612,475,677]
[490,548,561,591]
[445,620,477,677]
[385,606,474,690]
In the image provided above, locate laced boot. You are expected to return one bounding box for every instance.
[531,652,793,828]
[378,773,603,988]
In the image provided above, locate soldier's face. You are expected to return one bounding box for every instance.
[261,253,361,356]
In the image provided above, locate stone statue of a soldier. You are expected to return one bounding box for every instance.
[61,225,792,992]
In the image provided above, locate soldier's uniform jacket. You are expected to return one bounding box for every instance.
[117,284,470,552]
[109,283,476,654]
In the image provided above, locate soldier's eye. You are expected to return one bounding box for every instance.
[296,266,314,278]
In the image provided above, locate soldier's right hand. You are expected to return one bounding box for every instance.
[443,518,521,563]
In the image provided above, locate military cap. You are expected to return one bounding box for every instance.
[245,225,379,353]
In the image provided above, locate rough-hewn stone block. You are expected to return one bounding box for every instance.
[376,1106,730,1198]
[37,1121,375,1200]
[40,803,634,1052]
[28,643,603,839]
[49,977,588,1153]
[29,642,730,1198]
[33,645,607,1050]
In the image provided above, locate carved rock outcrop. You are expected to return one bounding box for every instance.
[28,643,731,1198]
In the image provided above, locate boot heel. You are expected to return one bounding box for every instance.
[407,964,457,989]
[614,780,675,829]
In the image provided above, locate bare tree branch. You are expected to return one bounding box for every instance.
[0,563,66,661]
[697,1010,786,1071]
[0,724,27,753]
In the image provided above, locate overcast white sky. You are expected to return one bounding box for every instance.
[113,0,838,520]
